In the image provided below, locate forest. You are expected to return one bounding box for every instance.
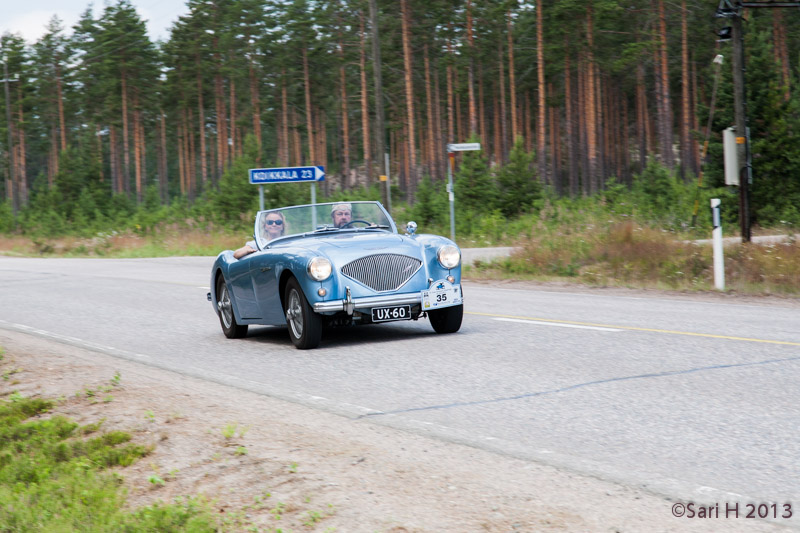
[1,0,800,237]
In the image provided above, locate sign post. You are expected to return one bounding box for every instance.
[445,143,481,242]
[248,166,325,212]
[711,198,725,291]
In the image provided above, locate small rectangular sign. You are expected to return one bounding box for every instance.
[447,143,481,152]
[249,166,325,184]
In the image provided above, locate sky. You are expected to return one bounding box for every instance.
[1,0,191,44]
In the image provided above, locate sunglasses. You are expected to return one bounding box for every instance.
[265,219,283,226]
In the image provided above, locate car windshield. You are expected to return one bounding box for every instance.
[254,201,396,248]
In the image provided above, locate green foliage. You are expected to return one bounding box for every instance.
[410,176,448,226]
[495,137,541,217]
[0,394,216,531]
[208,135,261,225]
[0,201,15,233]
[454,136,496,213]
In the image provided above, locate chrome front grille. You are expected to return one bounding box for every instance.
[341,253,422,292]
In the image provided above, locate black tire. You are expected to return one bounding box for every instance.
[284,278,322,349]
[216,276,248,339]
[428,304,463,334]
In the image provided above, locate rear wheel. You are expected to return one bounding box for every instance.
[428,304,463,334]
[216,276,248,338]
[284,278,322,349]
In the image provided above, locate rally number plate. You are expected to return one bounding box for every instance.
[422,280,462,310]
[371,305,412,323]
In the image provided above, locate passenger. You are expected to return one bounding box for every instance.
[233,211,285,259]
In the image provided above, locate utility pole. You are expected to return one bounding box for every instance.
[730,8,751,242]
[2,56,17,215]
[716,0,800,242]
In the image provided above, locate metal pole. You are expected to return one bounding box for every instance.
[258,185,264,212]
[3,58,15,215]
[730,9,751,242]
[384,152,391,213]
[447,151,455,242]
[311,182,317,228]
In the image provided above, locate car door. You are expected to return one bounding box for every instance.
[229,253,261,319]
[250,252,286,325]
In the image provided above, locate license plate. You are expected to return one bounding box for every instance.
[422,280,462,310]
[371,305,412,323]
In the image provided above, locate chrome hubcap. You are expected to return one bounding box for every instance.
[219,285,233,328]
[287,289,303,338]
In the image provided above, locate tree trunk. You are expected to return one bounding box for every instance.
[434,68,444,179]
[549,83,560,193]
[133,92,142,203]
[536,0,546,183]
[55,61,67,152]
[497,41,507,162]
[109,125,118,194]
[177,120,185,197]
[303,48,315,164]
[359,12,372,184]
[680,0,691,180]
[585,5,599,193]
[121,72,130,193]
[447,62,454,143]
[160,111,168,202]
[95,123,104,184]
[656,0,674,168]
[229,75,236,163]
[369,0,386,176]
[338,39,351,188]
[493,84,502,165]
[214,56,226,180]
[281,74,289,165]
[196,68,207,186]
[188,106,197,199]
[508,10,518,141]
[400,0,417,194]
[478,67,487,151]
[565,45,578,196]
[424,44,435,179]
[466,0,477,136]
[248,54,262,156]
[772,11,790,100]
[16,90,27,206]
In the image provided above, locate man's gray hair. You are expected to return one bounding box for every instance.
[331,203,352,213]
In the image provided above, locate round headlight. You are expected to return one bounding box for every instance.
[307,257,332,281]
[437,245,460,269]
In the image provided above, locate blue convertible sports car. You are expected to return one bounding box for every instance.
[208,201,463,349]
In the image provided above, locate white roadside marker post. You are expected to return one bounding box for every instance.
[711,198,725,291]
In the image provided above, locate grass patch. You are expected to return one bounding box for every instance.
[471,213,800,295]
[0,393,218,531]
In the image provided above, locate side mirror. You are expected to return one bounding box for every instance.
[405,221,417,236]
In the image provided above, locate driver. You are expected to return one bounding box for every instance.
[331,203,352,228]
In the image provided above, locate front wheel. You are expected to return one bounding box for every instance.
[428,304,463,334]
[216,276,248,338]
[284,278,322,349]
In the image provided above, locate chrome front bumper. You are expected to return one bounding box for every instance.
[313,291,422,314]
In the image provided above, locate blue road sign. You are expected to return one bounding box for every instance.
[249,166,325,184]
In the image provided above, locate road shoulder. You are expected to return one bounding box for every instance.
[0,330,781,532]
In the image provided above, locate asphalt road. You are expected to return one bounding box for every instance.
[2,255,800,521]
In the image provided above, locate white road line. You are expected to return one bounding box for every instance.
[493,317,622,332]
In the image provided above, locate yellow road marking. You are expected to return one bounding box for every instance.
[467,311,800,347]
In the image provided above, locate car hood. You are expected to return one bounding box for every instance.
[273,231,427,262]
